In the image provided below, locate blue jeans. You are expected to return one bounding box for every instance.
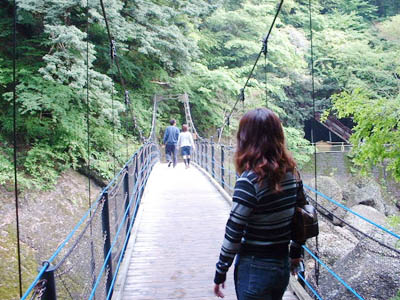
[165,144,177,167]
[234,255,289,300]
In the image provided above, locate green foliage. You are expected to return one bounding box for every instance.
[376,15,400,42]
[24,144,65,190]
[0,150,13,185]
[284,127,313,168]
[390,290,400,300]
[388,215,400,231]
[329,89,400,181]
[0,0,399,191]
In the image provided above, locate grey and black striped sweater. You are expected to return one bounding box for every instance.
[214,170,303,284]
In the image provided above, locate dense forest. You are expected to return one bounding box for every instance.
[0,0,400,298]
[0,0,399,189]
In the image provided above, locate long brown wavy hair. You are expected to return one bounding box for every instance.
[235,108,297,192]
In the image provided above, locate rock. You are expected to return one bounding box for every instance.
[344,178,387,215]
[307,220,358,266]
[318,229,400,300]
[304,176,346,225]
[344,205,387,238]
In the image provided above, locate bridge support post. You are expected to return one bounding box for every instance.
[141,148,145,194]
[40,265,57,300]
[134,153,138,189]
[195,140,199,164]
[124,165,130,236]
[205,141,209,172]
[221,145,225,189]
[102,192,113,296]
[211,138,215,179]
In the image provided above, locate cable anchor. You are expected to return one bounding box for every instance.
[262,38,268,56]
[239,88,245,102]
[110,39,117,60]
[124,90,130,106]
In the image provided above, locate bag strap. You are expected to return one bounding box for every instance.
[294,168,307,207]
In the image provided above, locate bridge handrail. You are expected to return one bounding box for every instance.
[21,188,104,299]
[21,142,160,300]
[303,183,400,240]
[297,273,323,300]
[105,172,149,299]
[303,246,365,300]
[88,153,154,299]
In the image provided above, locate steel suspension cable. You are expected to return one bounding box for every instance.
[308,0,320,286]
[263,42,268,108]
[86,0,91,215]
[12,0,23,296]
[222,0,284,135]
[99,0,145,142]
[86,1,97,294]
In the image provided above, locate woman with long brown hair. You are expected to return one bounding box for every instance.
[213,108,303,299]
[177,124,195,168]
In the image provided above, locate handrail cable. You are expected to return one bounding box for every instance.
[85,1,97,293]
[21,141,152,299]
[99,0,145,142]
[308,0,320,286]
[307,195,400,256]
[304,184,400,240]
[88,153,155,299]
[221,0,284,135]
[263,41,268,108]
[105,157,155,299]
[12,0,23,296]
[303,245,365,300]
[297,273,323,300]
[21,198,98,299]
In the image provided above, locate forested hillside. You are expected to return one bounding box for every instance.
[1,0,399,188]
[0,0,400,298]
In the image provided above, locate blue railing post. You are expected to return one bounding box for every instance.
[134,154,138,185]
[200,142,203,168]
[228,148,231,189]
[221,145,225,189]
[195,140,198,163]
[41,265,57,300]
[140,148,144,195]
[211,137,215,179]
[124,165,130,235]
[102,192,113,295]
[205,140,209,172]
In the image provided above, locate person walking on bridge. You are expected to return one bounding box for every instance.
[163,119,180,168]
[177,124,195,168]
[213,108,304,300]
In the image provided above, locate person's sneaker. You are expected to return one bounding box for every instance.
[168,161,172,167]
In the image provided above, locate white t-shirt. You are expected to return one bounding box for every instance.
[177,131,195,149]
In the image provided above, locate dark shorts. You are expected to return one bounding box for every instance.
[181,146,191,156]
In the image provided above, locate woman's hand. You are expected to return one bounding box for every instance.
[214,283,225,298]
[290,258,302,275]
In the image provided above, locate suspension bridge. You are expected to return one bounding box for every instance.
[19,90,400,300]
[8,0,400,300]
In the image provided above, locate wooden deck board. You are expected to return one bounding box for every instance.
[113,162,298,300]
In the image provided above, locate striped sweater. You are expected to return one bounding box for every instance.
[214,170,303,284]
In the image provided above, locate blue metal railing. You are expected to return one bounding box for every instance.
[21,142,159,300]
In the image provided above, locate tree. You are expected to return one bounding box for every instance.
[329,89,400,181]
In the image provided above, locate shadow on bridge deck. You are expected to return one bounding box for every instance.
[112,162,299,300]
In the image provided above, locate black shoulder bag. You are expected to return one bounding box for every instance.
[291,178,319,241]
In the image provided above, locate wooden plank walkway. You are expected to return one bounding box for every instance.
[112,162,298,300]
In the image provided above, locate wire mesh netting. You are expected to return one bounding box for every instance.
[22,143,159,300]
